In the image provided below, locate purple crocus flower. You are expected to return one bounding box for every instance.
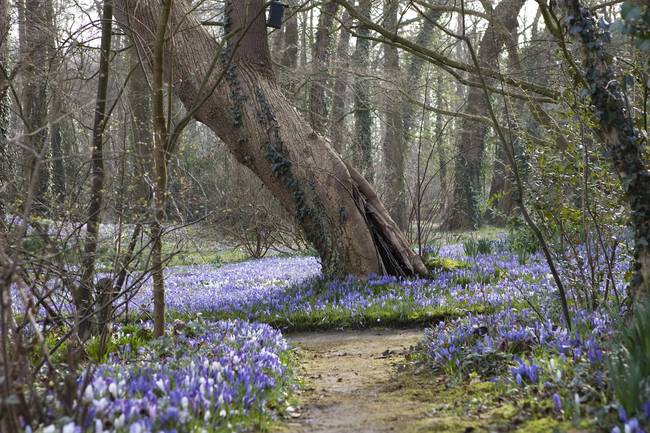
[552,393,562,412]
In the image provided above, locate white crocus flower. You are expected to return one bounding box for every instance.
[114,414,125,429]
[83,384,94,403]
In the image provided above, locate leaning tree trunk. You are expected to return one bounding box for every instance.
[113,0,426,278]
[442,0,525,230]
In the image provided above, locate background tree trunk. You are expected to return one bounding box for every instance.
[0,0,9,219]
[281,1,298,70]
[20,0,50,212]
[352,0,373,183]
[0,0,8,99]
[486,32,523,225]
[78,0,114,338]
[329,10,351,154]
[435,76,448,212]
[442,0,525,230]
[309,1,337,134]
[402,4,446,138]
[113,0,426,278]
[47,0,67,202]
[128,46,153,218]
[381,0,406,230]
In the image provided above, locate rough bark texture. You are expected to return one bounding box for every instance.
[281,1,298,70]
[20,0,50,212]
[381,0,406,230]
[128,47,153,217]
[330,10,352,154]
[442,0,525,230]
[486,138,516,224]
[0,0,8,99]
[47,1,66,201]
[486,33,523,225]
[435,76,449,212]
[352,0,373,183]
[49,90,66,200]
[113,0,426,278]
[309,1,338,134]
[562,0,650,302]
[402,4,446,138]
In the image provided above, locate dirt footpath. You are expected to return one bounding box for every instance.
[282,328,437,433]
[277,328,577,433]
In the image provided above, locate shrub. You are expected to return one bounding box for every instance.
[608,300,650,418]
[505,225,540,263]
[463,238,493,257]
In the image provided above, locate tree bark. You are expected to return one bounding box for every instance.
[442,0,525,231]
[309,1,338,134]
[0,0,9,219]
[435,76,449,212]
[47,1,67,201]
[352,0,373,183]
[486,32,523,225]
[0,0,8,100]
[19,0,50,213]
[329,10,351,154]
[128,46,153,218]
[113,0,426,278]
[78,0,114,338]
[381,0,406,230]
[402,3,447,138]
[150,0,173,338]
[281,1,298,70]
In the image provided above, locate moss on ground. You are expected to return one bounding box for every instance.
[423,255,473,272]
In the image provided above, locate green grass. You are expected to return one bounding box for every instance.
[168,297,492,333]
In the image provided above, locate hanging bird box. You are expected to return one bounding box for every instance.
[267,0,287,29]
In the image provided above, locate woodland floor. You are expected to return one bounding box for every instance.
[276,328,571,433]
